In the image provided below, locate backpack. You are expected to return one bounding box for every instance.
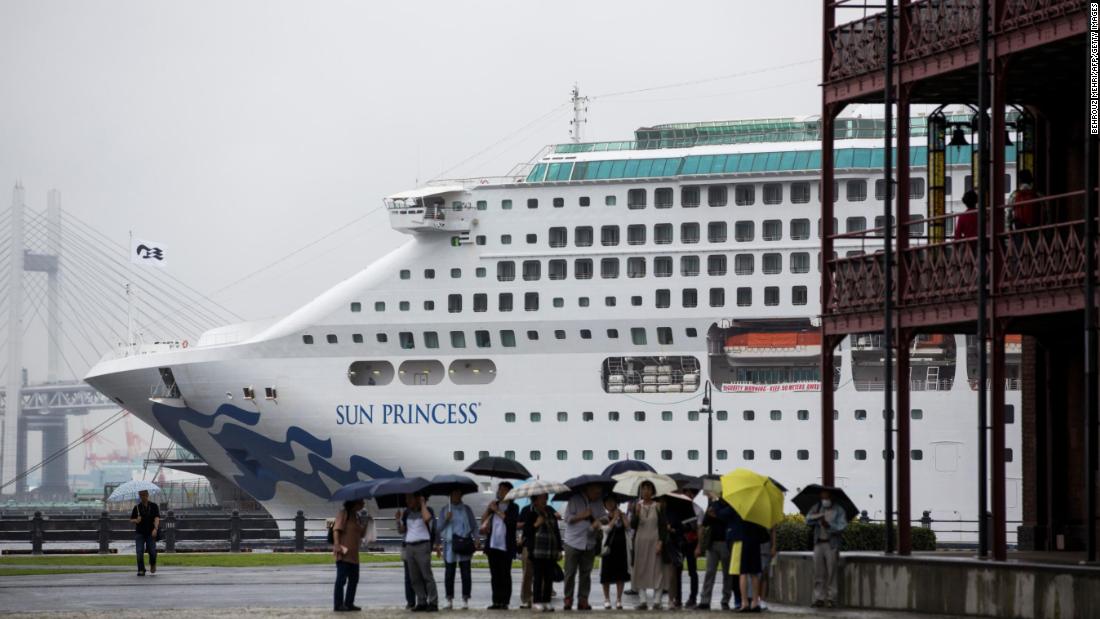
[1011,187,1040,229]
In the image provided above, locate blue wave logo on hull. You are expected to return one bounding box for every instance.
[151,402,402,501]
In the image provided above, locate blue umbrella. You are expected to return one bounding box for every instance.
[602,459,656,476]
[107,480,161,503]
[331,479,383,502]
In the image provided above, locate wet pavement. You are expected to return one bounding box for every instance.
[0,564,969,618]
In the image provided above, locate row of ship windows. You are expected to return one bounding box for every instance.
[451,447,1016,463]
[447,216,927,250]
[489,254,814,281]
[476,173,1009,212]
[304,326,702,350]
[480,179,926,210]
[350,285,811,315]
[500,406,1015,424]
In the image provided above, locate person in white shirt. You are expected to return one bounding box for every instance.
[479,481,519,610]
[396,493,438,611]
[562,484,607,610]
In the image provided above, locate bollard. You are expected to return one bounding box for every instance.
[165,510,177,552]
[294,511,306,552]
[98,511,111,554]
[230,510,241,552]
[859,510,871,524]
[30,511,44,555]
[920,510,933,529]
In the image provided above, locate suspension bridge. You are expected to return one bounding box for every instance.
[0,182,241,501]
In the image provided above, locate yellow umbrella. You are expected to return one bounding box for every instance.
[720,468,785,529]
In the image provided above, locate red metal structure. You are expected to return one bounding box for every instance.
[820,0,1096,561]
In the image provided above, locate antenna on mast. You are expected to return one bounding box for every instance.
[569,83,588,143]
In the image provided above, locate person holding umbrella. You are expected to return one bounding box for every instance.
[806,488,848,608]
[333,498,367,612]
[397,493,439,611]
[438,488,477,610]
[598,494,629,610]
[629,480,667,610]
[522,493,563,612]
[479,481,518,610]
[129,488,160,576]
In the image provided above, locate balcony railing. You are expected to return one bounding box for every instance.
[827,0,1084,83]
[825,190,1096,317]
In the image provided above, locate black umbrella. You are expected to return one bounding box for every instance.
[465,456,532,480]
[553,474,617,502]
[427,474,479,496]
[369,476,431,510]
[331,479,383,502]
[601,459,656,476]
[791,484,858,521]
[668,473,703,491]
[769,477,789,493]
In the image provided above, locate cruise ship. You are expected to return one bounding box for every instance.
[84,110,1022,541]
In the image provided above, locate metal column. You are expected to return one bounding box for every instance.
[976,0,991,558]
[1085,51,1099,562]
[896,82,913,555]
[881,0,897,554]
[2,184,24,495]
[990,55,1009,562]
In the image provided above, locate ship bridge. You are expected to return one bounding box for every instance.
[384,184,479,236]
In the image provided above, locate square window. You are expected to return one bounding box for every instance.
[634,410,646,421]
[583,411,594,422]
[764,286,779,306]
[579,196,591,207]
[735,254,754,275]
[708,221,728,243]
[376,333,388,343]
[476,267,486,278]
[661,411,673,421]
[631,296,642,306]
[736,287,751,307]
[763,220,782,241]
[688,450,699,461]
[501,199,513,210]
[607,328,619,339]
[797,449,809,460]
[763,253,782,274]
[505,412,516,423]
[608,449,620,460]
[791,182,811,203]
[424,331,439,348]
[682,288,698,308]
[302,334,314,344]
[627,188,647,209]
[578,297,590,308]
[399,301,410,311]
[475,235,486,246]
[375,301,386,312]
[735,221,755,242]
[501,234,512,245]
[525,292,539,311]
[855,450,867,461]
[912,449,924,460]
[498,292,513,312]
[686,327,698,337]
[608,411,620,421]
[326,334,338,344]
[793,286,808,305]
[582,450,594,461]
[716,449,728,460]
[476,200,487,211]
[453,451,464,461]
[605,296,617,307]
[769,410,782,421]
[657,326,673,344]
[556,450,567,461]
[475,330,491,348]
[681,222,700,244]
[855,409,867,420]
[350,302,362,313]
[911,408,924,420]
[530,411,541,422]
[605,195,617,206]
[399,332,414,349]
[448,294,462,313]
[530,450,541,461]
[655,187,673,208]
[660,449,673,461]
[742,449,754,460]
[742,410,755,421]
[526,330,539,340]
[633,450,646,460]
[734,184,754,205]
[797,409,809,420]
[710,287,726,307]
[424,269,435,279]
[681,186,700,207]
[500,330,516,347]
[709,185,729,206]
[707,255,727,275]
[631,327,647,345]
[554,328,566,339]
[580,329,592,339]
[527,198,538,209]
[352,333,363,344]
[399,270,410,280]
[763,183,783,205]
[557,411,568,422]
[552,197,564,208]
[847,179,867,201]
[688,411,700,421]
[791,219,811,240]
[526,233,537,244]
[553,297,565,308]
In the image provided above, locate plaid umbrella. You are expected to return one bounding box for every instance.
[107,480,161,503]
[504,479,569,501]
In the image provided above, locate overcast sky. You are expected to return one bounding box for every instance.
[2,0,822,383]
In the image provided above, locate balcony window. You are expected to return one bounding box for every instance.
[874,178,895,200]
[708,221,728,243]
[735,221,755,242]
[497,261,515,282]
[627,224,647,245]
[473,293,487,312]
[734,184,755,205]
[791,181,811,204]
[736,287,752,307]
[501,330,516,347]
[522,260,541,281]
[790,252,810,273]
[655,289,670,308]
[759,220,780,242]
[627,257,646,278]
[654,256,673,278]
[424,331,439,348]
[657,326,673,344]
[681,255,700,277]
[710,287,726,307]
[707,254,727,276]
[627,188,647,209]
[448,294,462,313]
[709,185,729,207]
[682,288,698,308]
[682,186,701,207]
[910,177,926,199]
[764,286,779,306]
[909,214,925,238]
[575,226,593,247]
[655,187,673,208]
[601,226,620,246]
[631,328,647,346]
[475,330,491,348]
[763,183,783,205]
[601,258,619,279]
[451,331,466,348]
[654,223,673,245]
[846,217,866,233]
[846,179,867,202]
[549,227,567,248]
[574,259,593,280]
[524,292,539,311]
[734,254,754,275]
[549,259,567,280]
[791,218,810,240]
[762,253,782,274]
[681,222,700,244]
[498,293,513,312]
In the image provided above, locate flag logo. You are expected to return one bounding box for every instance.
[131,238,168,267]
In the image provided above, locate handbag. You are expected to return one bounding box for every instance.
[452,534,476,555]
[600,525,616,557]
[552,561,565,582]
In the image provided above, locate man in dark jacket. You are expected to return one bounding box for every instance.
[481,481,519,609]
[697,496,735,610]
[129,489,160,576]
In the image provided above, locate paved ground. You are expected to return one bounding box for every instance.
[0,564,975,618]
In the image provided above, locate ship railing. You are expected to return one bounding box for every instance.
[853,379,956,392]
[855,510,1022,546]
[967,378,1023,391]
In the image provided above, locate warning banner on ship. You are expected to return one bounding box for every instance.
[720,382,821,393]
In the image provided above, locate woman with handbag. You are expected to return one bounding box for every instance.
[523,493,562,612]
[439,489,477,610]
[332,498,367,612]
[599,496,629,609]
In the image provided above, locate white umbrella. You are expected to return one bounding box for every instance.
[612,471,677,498]
[504,479,569,501]
[107,480,162,503]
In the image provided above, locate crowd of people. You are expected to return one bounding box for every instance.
[325,479,847,612]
